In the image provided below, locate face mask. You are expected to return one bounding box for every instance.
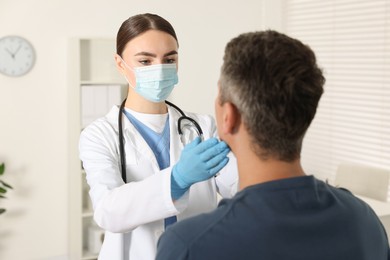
[120,57,178,103]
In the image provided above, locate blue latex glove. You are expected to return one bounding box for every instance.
[171,137,230,200]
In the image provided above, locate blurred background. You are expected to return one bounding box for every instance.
[0,0,388,259]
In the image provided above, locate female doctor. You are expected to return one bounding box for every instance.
[79,13,237,260]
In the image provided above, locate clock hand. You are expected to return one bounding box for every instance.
[5,48,15,59]
[13,44,22,56]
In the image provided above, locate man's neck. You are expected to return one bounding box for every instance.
[235,147,305,191]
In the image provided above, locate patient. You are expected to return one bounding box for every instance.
[156,30,390,259]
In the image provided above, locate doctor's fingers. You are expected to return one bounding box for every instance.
[199,142,230,161]
[195,138,228,155]
[208,157,230,176]
[193,137,219,153]
[203,148,230,167]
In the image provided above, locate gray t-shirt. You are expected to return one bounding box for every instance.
[156,175,389,260]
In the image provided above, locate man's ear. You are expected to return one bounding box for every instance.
[221,102,241,135]
[114,54,126,74]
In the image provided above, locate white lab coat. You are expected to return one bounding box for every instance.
[79,105,238,260]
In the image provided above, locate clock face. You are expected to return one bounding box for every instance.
[0,36,36,77]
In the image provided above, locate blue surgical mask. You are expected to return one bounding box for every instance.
[120,58,178,103]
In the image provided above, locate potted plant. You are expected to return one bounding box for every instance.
[0,163,13,215]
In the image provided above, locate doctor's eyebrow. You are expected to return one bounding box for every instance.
[134,50,178,57]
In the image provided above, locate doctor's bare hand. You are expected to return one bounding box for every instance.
[172,137,230,190]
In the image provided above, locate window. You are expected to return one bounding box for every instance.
[285,0,390,192]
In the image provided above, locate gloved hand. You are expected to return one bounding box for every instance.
[171,137,230,200]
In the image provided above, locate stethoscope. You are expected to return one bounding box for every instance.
[118,99,203,182]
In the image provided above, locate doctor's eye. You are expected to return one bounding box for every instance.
[164,58,176,64]
[139,59,151,65]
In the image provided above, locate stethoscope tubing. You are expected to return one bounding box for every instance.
[118,99,127,182]
[118,99,203,183]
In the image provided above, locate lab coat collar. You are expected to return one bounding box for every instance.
[106,104,184,169]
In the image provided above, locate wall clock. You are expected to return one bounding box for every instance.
[0,35,36,77]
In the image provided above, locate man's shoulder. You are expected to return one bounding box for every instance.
[173,202,231,239]
[162,191,252,246]
[156,203,233,260]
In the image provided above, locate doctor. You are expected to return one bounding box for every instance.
[79,13,237,260]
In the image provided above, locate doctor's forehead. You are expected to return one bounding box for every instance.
[123,30,178,55]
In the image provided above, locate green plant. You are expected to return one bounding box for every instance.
[0,163,13,215]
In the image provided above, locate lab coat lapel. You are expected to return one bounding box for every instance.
[168,105,184,166]
[121,110,160,171]
[112,104,182,172]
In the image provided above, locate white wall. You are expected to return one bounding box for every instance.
[0,0,283,259]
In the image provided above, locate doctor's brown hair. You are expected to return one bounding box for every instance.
[116,13,178,56]
[219,30,325,162]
